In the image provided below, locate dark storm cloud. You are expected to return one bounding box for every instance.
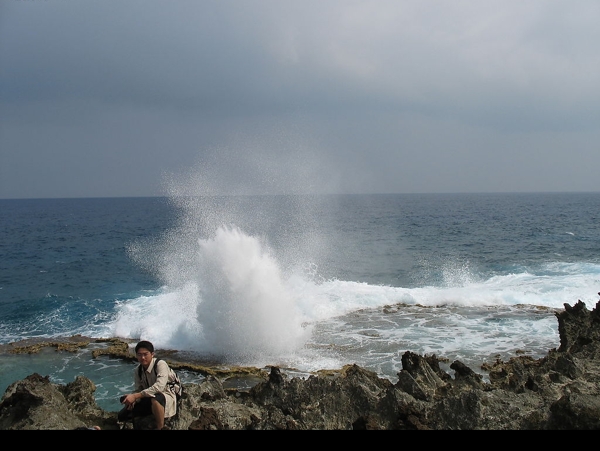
[1,0,599,198]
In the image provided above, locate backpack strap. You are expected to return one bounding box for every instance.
[152,358,161,376]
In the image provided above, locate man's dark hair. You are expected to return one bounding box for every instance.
[135,340,154,353]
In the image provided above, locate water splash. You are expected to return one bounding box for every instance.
[194,225,308,359]
[119,223,313,362]
[121,152,334,362]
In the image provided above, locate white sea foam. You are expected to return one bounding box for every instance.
[114,225,312,362]
[112,221,599,374]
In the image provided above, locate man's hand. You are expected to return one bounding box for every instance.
[121,393,140,409]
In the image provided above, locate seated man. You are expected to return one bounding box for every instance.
[119,340,177,430]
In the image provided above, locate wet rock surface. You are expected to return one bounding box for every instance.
[2,297,600,430]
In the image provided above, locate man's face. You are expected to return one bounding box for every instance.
[136,347,154,367]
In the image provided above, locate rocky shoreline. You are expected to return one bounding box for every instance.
[1,295,600,429]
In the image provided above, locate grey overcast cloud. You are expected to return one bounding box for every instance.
[1,0,599,199]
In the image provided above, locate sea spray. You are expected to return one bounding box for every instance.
[123,155,334,361]
[194,225,308,359]
[119,224,312,361]
[110,285,203,351]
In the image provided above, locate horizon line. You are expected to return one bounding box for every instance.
[1,190,600,201]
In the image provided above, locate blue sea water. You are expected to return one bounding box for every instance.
[1,192,600,411]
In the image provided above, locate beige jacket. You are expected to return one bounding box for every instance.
[134,358,177,418]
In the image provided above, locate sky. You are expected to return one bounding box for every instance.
[1,0,599,199]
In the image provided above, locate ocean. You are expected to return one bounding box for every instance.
[1,192,599,412]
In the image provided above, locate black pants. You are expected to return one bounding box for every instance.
[118,393,166,422]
